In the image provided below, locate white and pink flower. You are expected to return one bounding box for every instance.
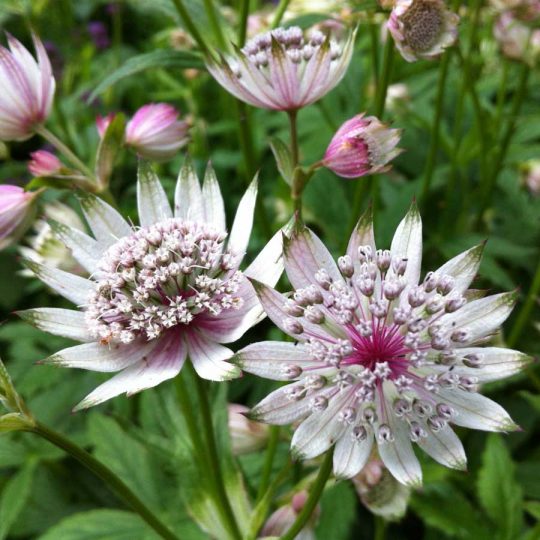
[207,26,355,111]
[228,403,269,455]
[234,205,528,486]
[19,160,286,410]
[387,0,460,62]
[494,11,540,65]
[28,150,62,177]
[322,114,402,179]
[0,185,38,249]
[0,34,55,141]
[97,103,189,161]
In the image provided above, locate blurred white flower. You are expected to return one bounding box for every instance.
[520,159,540,195]
[494,11,540,65]
[228,403,269,455]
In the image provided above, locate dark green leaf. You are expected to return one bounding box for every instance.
[269,137,294,186]
[95,114,126,189]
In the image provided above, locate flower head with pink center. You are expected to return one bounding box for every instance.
[322,114,402,179]
[18,159,286,410]
[206,25,356,111]
[387,0,460,62]
[234,205,528,486]
[0,34,55,141]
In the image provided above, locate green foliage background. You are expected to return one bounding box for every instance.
[0,0,539,538]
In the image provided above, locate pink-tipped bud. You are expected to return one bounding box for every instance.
[125,103,189,161]
[0,34,55,141]
[352,459,410,520]
[0,185,37,249]
[260,490,320,538]
[520,159,540,196]
[322,114,402,179]
[228,404,269,455]
[387,0,460,62]
[28,150,62,177]
[96,113,115,137]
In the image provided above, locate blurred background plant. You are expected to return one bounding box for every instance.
[0,0,538,539]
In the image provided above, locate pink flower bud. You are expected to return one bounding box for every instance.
[228,404,269,455]
[0,185,37,249]
[387,0,460,62]
[260,490,319,538]
[322,114,402,179]
[28,150,62,177]
[125,103,189,161]
[95,113,115,137]
[0,34,55,141]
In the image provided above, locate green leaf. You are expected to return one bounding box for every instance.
[0,461,36,539]
[87,414,164,511]
[269,137,294,186]
[37,509,158,540]
[0,412,34,433]
[411,483,491,539]
[477,434,523,540]
[89,49,204,101]
[524,501,540,520]
[95,114,126,190]
[315,482,358,540]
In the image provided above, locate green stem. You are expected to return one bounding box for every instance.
[192,368,242,540]
[35,125,95,180]
[271,0,291,28]
[374,38,394,118]
[478,63,530,218]
[203,0,228,49]
[288,110,302,216]
[493,60,510,135]
[345,177,370,251]
[235,100,272,239]
[507,259,540,348]
[256,426,280,502]
[238,0,250,46]
[374,516,387,540]
[281,449,333,540]
[28,422,179,540]
[420,50,451,204]
[369,22,380,88]
[171,0,210,55]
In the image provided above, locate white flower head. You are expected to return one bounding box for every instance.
[19,159,286,410]
[235,204,528,487]
[206,25,356,111]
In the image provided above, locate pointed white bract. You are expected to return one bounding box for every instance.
[206,26,355,111]
[237,205,527,486]
[387,0,460,62]
[22,159,286,409]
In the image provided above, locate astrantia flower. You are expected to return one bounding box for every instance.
[0,185,38,249]
[235,205,528,486]
[207,26,355,111]
[19,160,285,410]
[28,150,62,177]
[0,34,55,141]
[97,103,189,161]
[322,114,402,179]
[387,0,460,62]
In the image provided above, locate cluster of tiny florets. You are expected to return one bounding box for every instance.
[280,244,482,444]
[401,0,444,52]
[84,218,244,343]
[241,26,342,69]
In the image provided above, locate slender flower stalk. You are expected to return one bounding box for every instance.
[26,422,179,540]
[19,159,286,410]
[272,0,292,28]
[170,0,210,54]
[235,205,528,486]
[281,450,333,540]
